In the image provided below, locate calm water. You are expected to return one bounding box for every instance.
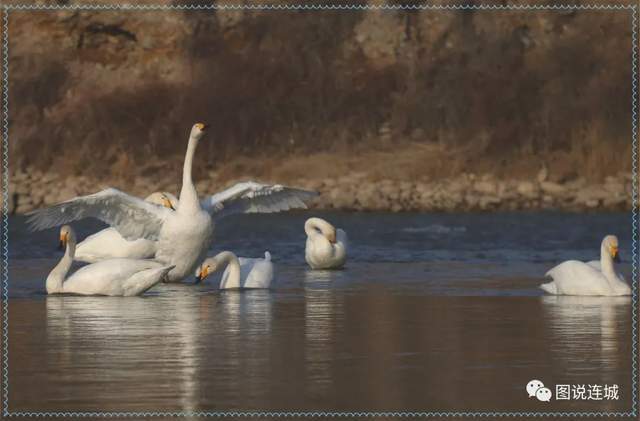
[5,211,636,413]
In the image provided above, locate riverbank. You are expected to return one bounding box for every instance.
[3,166,632,214]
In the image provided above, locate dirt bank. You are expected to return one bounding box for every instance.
[4,143,633,214]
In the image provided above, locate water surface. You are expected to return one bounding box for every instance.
[6,211,635,413]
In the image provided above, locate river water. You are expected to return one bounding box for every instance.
[4,211,635,413]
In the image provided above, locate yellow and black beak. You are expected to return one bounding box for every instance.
[612,246,621,263]
[328,231,337,244]
[163,198,175,211]
[194,267,208,284]
[58,232,67,250]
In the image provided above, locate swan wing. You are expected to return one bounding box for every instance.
[586,260,601,270]
[243,258,274,289]
[544,260,611,295]
[201,181,318,220]
[26,188,170,241]
[63,259,165,295]
[585,260,626,282]
[121,265,174,296]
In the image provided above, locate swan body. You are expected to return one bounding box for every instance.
[156,199,214,282]
[72,181,316,264]
[27,124,317,281]
[47,225,173,296]
[541,235,631,296]
[305,217,347,269]
[74,192,177,263]
[196,251,273,289]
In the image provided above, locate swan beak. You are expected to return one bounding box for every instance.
[328,232,337,244]
[201,123,210,131]
[163,198,175,211]
[58,233,67,250]
[612,247,620,263]
[195,266,208,284]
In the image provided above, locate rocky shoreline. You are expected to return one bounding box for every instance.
[2,168,633,215]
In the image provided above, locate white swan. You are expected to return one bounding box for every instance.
[195,251,273,289]
[305,217,347,269]
[74,192,177,263]
[47,225,174,296]
[27,123,317,282]
[541,235,631,296]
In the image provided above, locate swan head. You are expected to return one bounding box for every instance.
[602,235,620,263]
[190,122,209,141]
[145,192,178,210]
[305,217,338,244]
[58,225,76,250]
[194,257,218,284]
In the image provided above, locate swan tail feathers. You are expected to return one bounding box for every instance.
[540,281,558,295]
[122,265,174,296]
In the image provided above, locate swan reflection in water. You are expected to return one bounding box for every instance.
[45,287,273,411]
[303,269,345,398]
[541,295,631,386]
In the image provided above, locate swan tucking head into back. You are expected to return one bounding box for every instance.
[144,192,178,210]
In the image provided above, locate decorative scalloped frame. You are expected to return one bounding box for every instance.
[1,2,637,418]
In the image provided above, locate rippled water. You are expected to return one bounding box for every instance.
[5,211,635,413]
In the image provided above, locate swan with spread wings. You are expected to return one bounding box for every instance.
[27,123,317,282]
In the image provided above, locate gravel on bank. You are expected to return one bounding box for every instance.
[3,168,633,215]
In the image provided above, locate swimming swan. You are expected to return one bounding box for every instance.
[541,235,631,296]
[27,123,317,282]
[195,251,273,289]
[74,192,177,263]
[47,225,174,296]
[305,217,347,269]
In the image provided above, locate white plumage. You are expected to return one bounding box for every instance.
[27,123,317,282]
[74,192,177,263]
[541,235,631,296]
[201,181,317,219]
[304,217,347,270]
[28,187,171,241]
[46,225,173,297]
[196,251,274,289]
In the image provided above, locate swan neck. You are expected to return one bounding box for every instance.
[305,218,334,239]
[600,245,617,284]
[179,135,200,210]
[218,252,241,288]
[47,238,75,293]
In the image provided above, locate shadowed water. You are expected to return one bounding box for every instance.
[5,211,635,413]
